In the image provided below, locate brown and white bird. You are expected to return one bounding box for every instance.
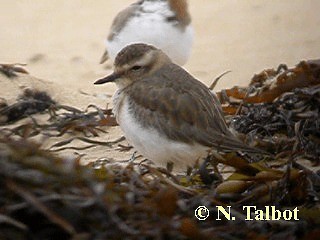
[100,0,193,66]
[95,44,268,170]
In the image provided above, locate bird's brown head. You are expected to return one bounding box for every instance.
[94,43,171,89]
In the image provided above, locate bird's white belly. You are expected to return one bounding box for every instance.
[106,14,193,65]
[117,98,208,171]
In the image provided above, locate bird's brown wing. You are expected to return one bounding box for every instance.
[126,64,263,154]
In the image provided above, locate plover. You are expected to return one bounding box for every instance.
[100,0,193,66]
[95,44,268,170]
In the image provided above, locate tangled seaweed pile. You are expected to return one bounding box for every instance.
[218,60,320,162]
[0,60,320,239]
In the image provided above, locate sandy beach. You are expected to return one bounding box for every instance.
[2,0,320,88]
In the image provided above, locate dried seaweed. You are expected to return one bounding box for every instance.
[222,61,320,162]
[0,134,318,239]
[0,63,29,78]
[0,59,319,239]
[45,104,117,137]
[217,60,320,116]
[1,93,118,148]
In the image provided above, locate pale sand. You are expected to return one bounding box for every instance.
[1,0,320,165]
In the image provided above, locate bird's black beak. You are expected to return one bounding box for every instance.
[94,72,120,85]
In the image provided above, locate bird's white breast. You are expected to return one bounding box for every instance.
[106,1,193,65]
[115,96,208,171]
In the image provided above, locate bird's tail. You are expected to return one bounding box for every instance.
[209,133,272,157]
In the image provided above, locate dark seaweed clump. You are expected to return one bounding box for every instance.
[232,86,320,162]
[0,89,55,124]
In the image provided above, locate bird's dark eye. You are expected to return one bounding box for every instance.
[131,65,142,71]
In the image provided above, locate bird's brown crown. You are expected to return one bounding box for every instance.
[114,43,157,67]
[112,43,172,84]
